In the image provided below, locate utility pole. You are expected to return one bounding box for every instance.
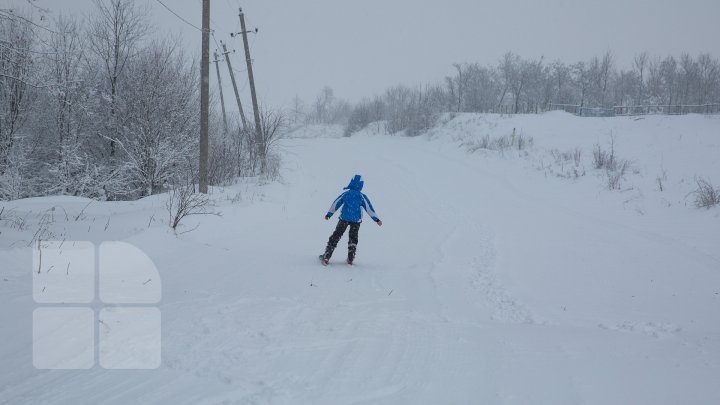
[220,41,248,131]
[199,0,210,194]
[213,51,228,135]
[238,8,263,171]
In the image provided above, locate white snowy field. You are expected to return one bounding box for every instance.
[1,112,719,404]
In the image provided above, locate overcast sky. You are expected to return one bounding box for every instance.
[3,0,720,111]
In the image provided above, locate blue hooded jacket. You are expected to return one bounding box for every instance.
[326,175,380,223]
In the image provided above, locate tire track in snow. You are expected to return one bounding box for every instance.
[432,223,537,326]
[467,236,535,325]
[381,143,537,326]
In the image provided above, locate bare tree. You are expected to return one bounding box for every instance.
[41,15,90,194]
[445,63,466,112]
[384,85,413,133]
[634,51,648,103]
[597,51,614,106]
[0,14,35,173]
[572,61,591,109]
[87,0,149,156]
[658,56,678,105]
[696,53,719,105]
[310,86,334,124]
[503,54,540,113]
[497,52,516,110]
[257,107,286,175]
[110,39,199,197]
[289,95,305,127]
[550,61,572,104]
[463,63,501,113]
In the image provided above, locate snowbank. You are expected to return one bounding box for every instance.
[1,113,719,404]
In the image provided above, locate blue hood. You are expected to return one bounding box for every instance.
[344,175,364,191]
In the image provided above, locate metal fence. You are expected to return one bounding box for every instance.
[548,103,720,117]
[614,104,720,116]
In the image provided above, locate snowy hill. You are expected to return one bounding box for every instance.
[1,112,719,404]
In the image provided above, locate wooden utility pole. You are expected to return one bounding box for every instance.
[199,0,210,194]
[213,51,229,134]
[238,8,263,171]
[220,41,248,131]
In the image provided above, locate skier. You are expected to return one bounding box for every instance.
[320,175,382,265]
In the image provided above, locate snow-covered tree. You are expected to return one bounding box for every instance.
[110,39,199,198]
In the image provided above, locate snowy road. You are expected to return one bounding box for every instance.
[1,130,719,404]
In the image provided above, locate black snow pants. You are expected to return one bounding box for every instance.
[323,219,361,261]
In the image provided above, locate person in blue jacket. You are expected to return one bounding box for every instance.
[320,175,382,265]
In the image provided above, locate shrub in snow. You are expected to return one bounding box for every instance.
[468,129,534,153]
[656,168,668,192]
[166,181,216,232]
[547,148,585,179]
[208,136,240,186]
[592,138,632,190]
[550,148,582,166]
[605,160,631,190]
[592,144,612,170]
[693,178,720,209]
[260,152,282,184]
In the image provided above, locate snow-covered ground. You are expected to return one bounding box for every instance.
[1,112,719,404]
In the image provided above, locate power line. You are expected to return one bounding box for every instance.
[209,16,230,35]
[0,42,70,56]
[222,0,241,33]
[229,28,258,69]
[237,75,249,92]
[0,10,65,34]
[250,31,258,50]
[212,35,249,77]
[24,0,50,14]
[155,0,206,32]
[211,30,222,53]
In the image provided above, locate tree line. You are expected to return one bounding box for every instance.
[1,0,277,201]
[299,51,720,136]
